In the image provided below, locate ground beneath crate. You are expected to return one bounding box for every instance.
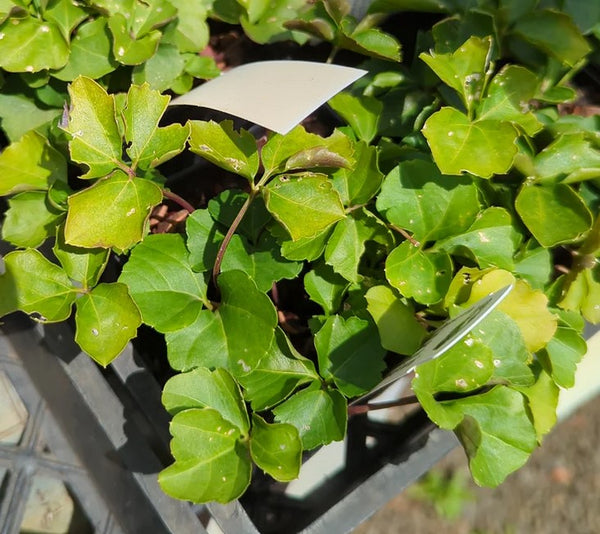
[355,393,600,534]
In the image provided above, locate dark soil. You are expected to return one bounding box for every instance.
[354,394,600,534]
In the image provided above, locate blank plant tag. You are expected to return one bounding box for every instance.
[169,60,367,134]
[352,284,514,405]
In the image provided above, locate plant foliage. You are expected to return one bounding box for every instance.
[1,0,599,505]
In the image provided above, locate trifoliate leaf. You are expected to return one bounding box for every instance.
[74,282,141,366]
[365,285,426,355]
[162,367,250,434]
[158,408,251,503]
[273,384,347,450]
[250,414,301,482]
[188,120,259,181]
[118,233,208,332]
[376,160,480,241]
[64,172,162,250]
[0,130,67,195]
[123,83,190,170]
[0,249,75,321]
[53,224,109,288]
[264,175,345,241]
[515,184,592,247]
[2,191,65,248]
[386,241,453,305]
[238,328,318,411]
[422,107,518,178]
[65,76,122,179]
[0,17,69,72]
[314,315,386,397]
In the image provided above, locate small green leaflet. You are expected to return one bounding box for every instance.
[162,367,250,435]
[108,13,161,65]
[328,93,382,143]
[422,107,518,178]
[314,315,386,397]
[74,283,142,366]
[43,0,89,42]
[65,77,123,179]
[64,171,163,250]
[249,414,301,482]
[118,233,208,332]
[188,120,259,181]
[273,382,347,450]
[0,249,76,322]
[376,160,480,242]
[0,131,67,195]
[158,408,251,503]
[263,175,345,241]
[365,285,426,355]
[123,83,190,171]
[539,325,587,389]
[238,328,318,411]
[304,263,350,315]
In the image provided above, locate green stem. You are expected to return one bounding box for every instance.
[326,46,339,65]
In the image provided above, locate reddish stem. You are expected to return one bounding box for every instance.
[162,189,195,214]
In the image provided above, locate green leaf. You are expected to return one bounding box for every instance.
[284,146,350,172]
[44,0,88,41]
[435,207,521,270]
[515,365,558,443]
[64,172,163,250]
[533,134,600,183]
[0,130,67,195]
[0,92,62,142]
[250,414,301,482]
[376,160,480,241]
[515,184,592,247]
[221,234,302,292]
[273,384,347,450]
[261,126,353,177]
[263,175,345,241]
[108,13,161,65]
[164,0,210,53]
[131,43,186,92]
[188,120,259,181]
[420,36,492,113]
[385,241,453,305]
[314,315,386,397]
[129,0,177,38]
[304,263,350,315]
[365,285,426,355]
[158,408,251,503]
[162,367,250,434]
[340,23,402,62]
[240,0,308,44]
[186,208,223,272]
[277,224,332,262]
[74,282,141,366]
[477,65,542,136]
[470,310,534,387]
[513,241,552,290]
[539,325,587,389]
[52,18,118,81]
[53,225,109,288]
[118,233,208,332]
[238,328,318,411]
[332,140,383,206]
[449,387,537,487]
[0,249,75,321]
[0,16,69,72]
[328,92,382,143]
[512,9,591,67]
[123,83,190,170]
[65,76,122,179]
[422,107,519,178]
[463,270,557,352]
[2,191,65,248]
[165,309,227,370]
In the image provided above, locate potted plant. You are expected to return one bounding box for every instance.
[0,0,599,531]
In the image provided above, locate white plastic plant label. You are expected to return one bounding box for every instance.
[351,284,514,405]
[169,60,367,134]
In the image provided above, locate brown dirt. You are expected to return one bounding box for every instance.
[354,394,600,534]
